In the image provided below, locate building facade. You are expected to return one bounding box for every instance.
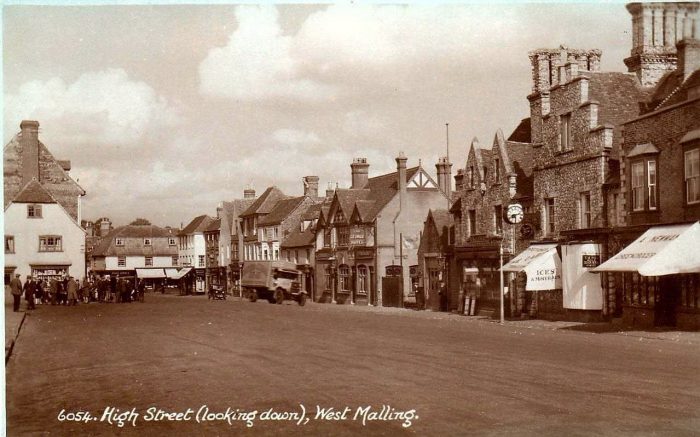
[314,155,450,306]
[178,215,215,293]
[3,120,86,282]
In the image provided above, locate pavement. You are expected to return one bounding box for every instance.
[6,293,700,436]
[4,287,27,363]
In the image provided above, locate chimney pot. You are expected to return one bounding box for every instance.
[244,188,256,199]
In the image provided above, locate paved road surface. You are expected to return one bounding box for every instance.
[6,294,700,436]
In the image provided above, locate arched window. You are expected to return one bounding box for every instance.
[339,265,350,292]
[357,265,368,295]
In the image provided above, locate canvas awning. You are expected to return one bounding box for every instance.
[167,267,193,280]
[593,222,700,276]
[135,268,166,279]
[164,268,178,279]
[502,244,562,291]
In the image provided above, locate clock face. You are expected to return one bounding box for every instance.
[506,203,524,224]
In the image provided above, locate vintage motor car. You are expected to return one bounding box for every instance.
[241,260,306,306]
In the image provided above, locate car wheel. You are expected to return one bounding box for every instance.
[248,289,257,302]
[275,288,285,304]
[298,293,307,307]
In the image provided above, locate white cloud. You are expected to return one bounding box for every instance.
[198,6,335,102]
[271,128,321,146]
[5,68,179,147]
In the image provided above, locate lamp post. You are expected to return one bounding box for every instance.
[502,203,524,324]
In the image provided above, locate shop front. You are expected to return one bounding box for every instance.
[594,222,700,329]
[452,243,502,317]
[502,243,563,320]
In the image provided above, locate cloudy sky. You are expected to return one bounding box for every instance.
[3,3,631,227]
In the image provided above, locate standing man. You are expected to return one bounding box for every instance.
[9,274,22,312]
[23,275,37,310]
[67,276,78,306]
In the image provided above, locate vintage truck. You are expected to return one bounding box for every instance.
[241,260,307,306]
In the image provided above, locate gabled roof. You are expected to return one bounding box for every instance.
[179,215,215,236]
[301,202,324,221]
[428,209,454,237]
[507,118,531,143]
[646,68,700,112]
[240,186,288,217]
[11,179,56,204]
[352,200,376,223]
[257,196,306,226]
[204,218,221,233]
[92,225,178,257]
[221,198,256,235]
[281,228,315,249]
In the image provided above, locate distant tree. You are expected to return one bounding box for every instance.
[130,218,152,226]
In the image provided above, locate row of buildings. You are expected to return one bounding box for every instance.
[5,2,699,330]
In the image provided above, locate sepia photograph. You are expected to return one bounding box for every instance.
[3,1,700,435]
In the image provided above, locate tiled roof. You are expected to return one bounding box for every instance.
[507,118,531,143]
[281,228,315,248]
[11,179,56,204]
[645,68,700,111]
[92,225,178,257]
[429,209,454,237]
[257,196,306,226]
[301,202,324,221]
[204,218,221,233]
[221,198,256,235]
[179,215,215,235]
[240,186,288,217]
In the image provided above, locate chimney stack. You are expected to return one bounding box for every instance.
[436,156,452,198]
[20,120,40,186]
[454,169,465,193]
[243,188,256,199]
[677,38,700,82]
[325,182,334,201]
[302,176,319,197]
[350,158,369,189]
[396,152,407,205]
[624,2,699,87]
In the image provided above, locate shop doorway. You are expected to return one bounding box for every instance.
[655,276,680,327]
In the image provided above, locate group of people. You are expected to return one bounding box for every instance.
[7,274,147,312]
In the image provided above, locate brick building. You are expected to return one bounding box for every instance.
[204,218,223,291]
[449,128,534,317]
[595,29,700,329]
[218,189,256,295]
[178,215,216,293]
[314,155,449,306]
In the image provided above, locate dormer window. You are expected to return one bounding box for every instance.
[27,204,42,218]
[144,238,152,246]
[115,238,125,246]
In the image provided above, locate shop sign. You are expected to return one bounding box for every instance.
[582,254,601,268]
[385,265,402,276]
[355,248,374,259]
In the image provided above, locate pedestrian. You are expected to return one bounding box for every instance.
[97,276,106,302]
[23,275,37,310]
[67,276,79,306]
[59,277,68,305]
[9,274,22,312]
[110,275,117,303]
[137,280,145,303]
[50,278,58,305]
[35,279,44,306]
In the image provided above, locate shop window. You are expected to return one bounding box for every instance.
[685,148,700,205]
[5,236,15,254]
[579,192,591,229]
[339,265,350,292]
[357,265,368,295]
[39,235,62,252]
[27,204,42,218]
[118,256,126,267]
